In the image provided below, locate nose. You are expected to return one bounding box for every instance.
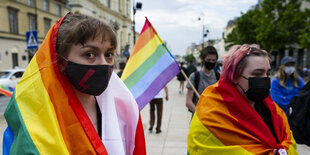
[98,54,108,65]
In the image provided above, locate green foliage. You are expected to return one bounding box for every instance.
[299,8,310,48]
[184,54,196,62]
[225,9,260,50]
[225,0,309,51]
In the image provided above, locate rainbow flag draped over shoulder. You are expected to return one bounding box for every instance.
[188,78,297,155]
[3,14,145,155]
[121,18,180,110]
[0,85,13,97]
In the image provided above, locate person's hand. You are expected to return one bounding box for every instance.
[165,95,168,101]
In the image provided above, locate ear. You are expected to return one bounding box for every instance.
[58,59,67,73]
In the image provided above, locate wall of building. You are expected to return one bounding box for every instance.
[0,0,67,70]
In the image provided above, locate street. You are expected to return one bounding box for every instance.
[0,95,10,152]
[0,79,310,154]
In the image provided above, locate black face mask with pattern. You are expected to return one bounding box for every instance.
[63,60,113,96]
[236,76,271,102]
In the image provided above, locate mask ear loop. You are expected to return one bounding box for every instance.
[233,74,248,94]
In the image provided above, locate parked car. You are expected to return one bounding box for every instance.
[0,69,25,89]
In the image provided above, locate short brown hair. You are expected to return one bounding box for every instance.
[200,46,218,60]
[56,12,117,58]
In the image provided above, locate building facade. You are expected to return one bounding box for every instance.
[68,0,133,69]
[0,0,134,70]
[0,0,67,70]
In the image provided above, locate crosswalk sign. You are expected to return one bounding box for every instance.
[26,31,38,49]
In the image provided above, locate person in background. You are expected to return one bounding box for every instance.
[186,60,197,77]
[3,12,146,155]
[187,44,297,154]
[270,56,305,114]
[149,86,168,134]
[185,46,220,115]
[117,62,126,77]
[177,62,186,94]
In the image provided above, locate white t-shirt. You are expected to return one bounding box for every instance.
[154,89,164,99]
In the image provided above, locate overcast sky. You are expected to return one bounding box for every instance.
[134,0,258,56]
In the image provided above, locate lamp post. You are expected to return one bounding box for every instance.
[198,17,209,49]
[133,1,142,45]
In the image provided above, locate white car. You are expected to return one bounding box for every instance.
[0,69,25,89]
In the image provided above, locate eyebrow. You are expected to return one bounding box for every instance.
[252,68,271,72]
[80,45,100,51]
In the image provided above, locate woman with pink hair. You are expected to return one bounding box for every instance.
[187,44,297,154]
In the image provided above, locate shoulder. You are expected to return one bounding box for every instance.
[272,77,280,83]
[297,76,305,86]
[188,72,196,80]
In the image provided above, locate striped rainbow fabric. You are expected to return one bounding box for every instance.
[0,85,13,97]
[188,78,298,155]
[121,18,180,110]
[3,14,145,155]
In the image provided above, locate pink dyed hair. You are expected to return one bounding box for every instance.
[221,44,269,83]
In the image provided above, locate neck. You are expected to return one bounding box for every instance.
[202,66,212,74]
[72,87,95,106]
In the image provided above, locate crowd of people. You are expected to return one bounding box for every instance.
[2,11,310,155]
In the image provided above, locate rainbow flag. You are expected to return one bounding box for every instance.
[121,18,180,110]
[187,79,297,155]
[3,14,145,155]
[0,85,13,97]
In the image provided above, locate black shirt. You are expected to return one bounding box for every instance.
[255,101,279,143]
[96,100,102,140]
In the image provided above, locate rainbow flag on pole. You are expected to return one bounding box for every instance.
[121,18,180,110]
[0,85,13,97]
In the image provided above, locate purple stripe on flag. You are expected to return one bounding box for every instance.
[136,62,180,110]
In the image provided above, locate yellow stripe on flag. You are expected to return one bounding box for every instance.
[15,57,69,154]
[188,113,253,155]
[121,35,162,80]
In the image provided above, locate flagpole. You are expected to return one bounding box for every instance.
[180,69,200,98]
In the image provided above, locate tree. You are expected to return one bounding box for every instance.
[256,0,306,51]
[225,0,308,51]
[224,8,260,50]
[299,1,310,48]
[184,54,196,63]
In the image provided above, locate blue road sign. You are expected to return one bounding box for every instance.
[26,31,38,49]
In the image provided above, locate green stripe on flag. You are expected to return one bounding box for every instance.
[123,44,167,89]
[4,92,40,154]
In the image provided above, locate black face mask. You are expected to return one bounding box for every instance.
[236,76,271,102]
[63,60,113,96]
[204,61,216,70]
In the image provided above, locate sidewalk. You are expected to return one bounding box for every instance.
[140,78,310,155]
[140,77,191,155]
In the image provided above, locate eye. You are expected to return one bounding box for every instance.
[105,53,114,58]
[85,52,96,59]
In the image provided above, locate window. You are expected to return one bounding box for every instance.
[118,0,121,12]
[13,72,24,78]
[44,18,51,35]
[12,53,18,68]
[28,14,37,30]
[28,0,35,7]
[8,7,18,34]
[56,4,61,16]
[107,0,111,8]
[43,0,49,12]
[126,1,129,16]
[128,33,131,44]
